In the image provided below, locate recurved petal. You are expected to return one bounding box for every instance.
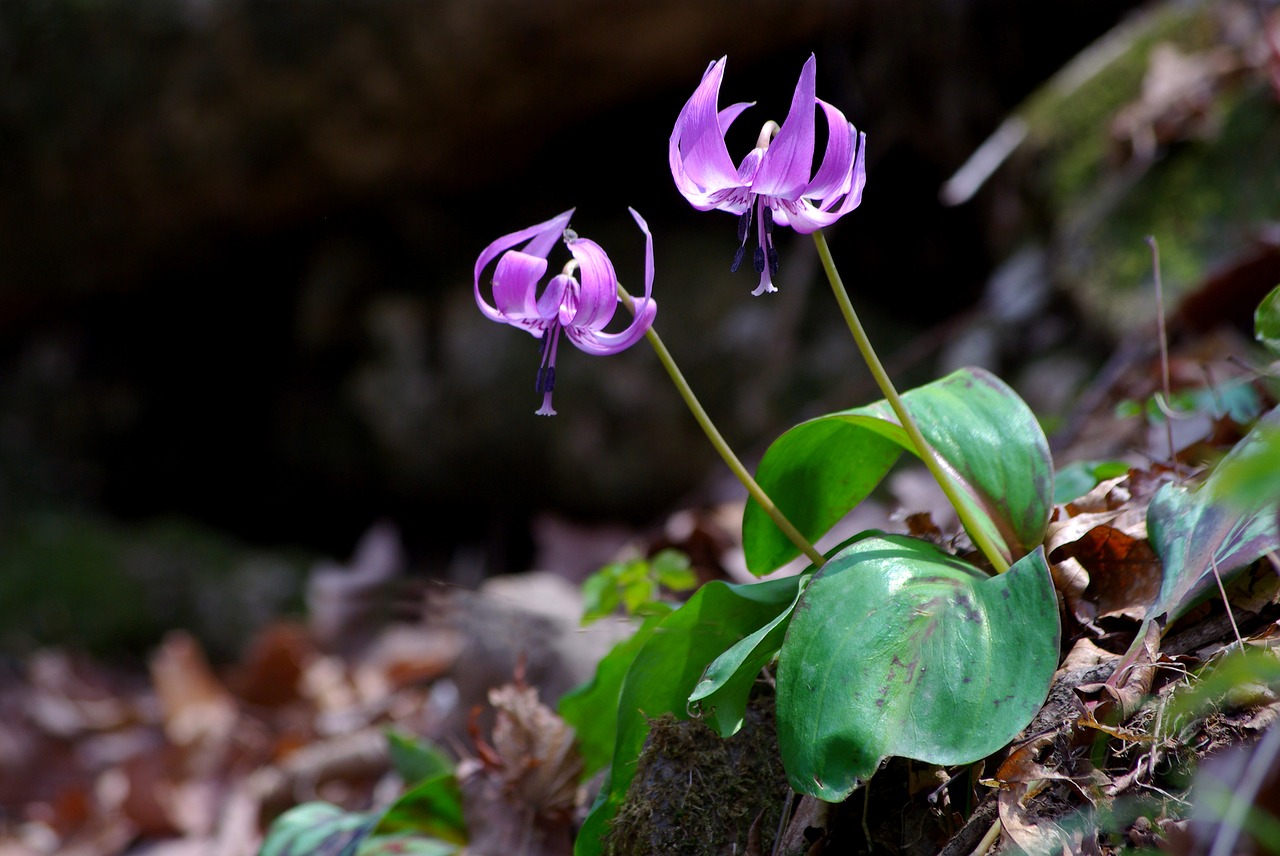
[490,250,551,325]
[537,273,574,323]
[820,130,867,216]
[569,207,656,355]
[567,294,657,356]
[670,57,744,206]
[564,236,619,331]
[751,54,818,199]
[474,209,574,321]
[804,99,855,200]
[627,206,654,303]
[775,199,845,233]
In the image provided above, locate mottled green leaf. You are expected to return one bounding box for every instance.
[744,367,1053,575]
[261,803,377,856]
[1147,408,1280,623]
[776,536,1059,802]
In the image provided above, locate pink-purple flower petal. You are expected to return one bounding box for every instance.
[668,54,868,294]
[474,208,574,322]
[474,208,657,414]
[751,55,818,198]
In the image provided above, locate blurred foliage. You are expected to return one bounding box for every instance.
[579,548,697,625]
[0,512,308,657]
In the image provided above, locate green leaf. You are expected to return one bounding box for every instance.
[573,576,801,856]
[1256,284,1280,354]
[1146,409,1280,623]
[372,772,467,845]
[261,802,378,856]
[744,367,1053,575]
[560,614,662,775]
[385,730,453,787]
[1213,424,1280,510]
[580,565,623,625]
[776,536,1059,802]
[1053,459,1131,504]
[652,549,698,591]
[688,574,808,737]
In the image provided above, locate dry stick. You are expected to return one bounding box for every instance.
[969,819,1003,856]
[1209,553,1246,650]
[1146,236,1180,478]
[812,229,1010,574]
[617,284,827,569]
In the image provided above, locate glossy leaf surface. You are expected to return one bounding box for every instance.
[776,535,1059,802]
[1147,408,1280,622]
[744,368,1053,575]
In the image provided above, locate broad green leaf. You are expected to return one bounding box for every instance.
[688,574,808,737]
[1054,459,1131,504]
[776,536,1059,802]
[1213,424,1280,511]
[1146,409,1280,623]
[385,730,453,786]
[560,613,662,774]
[573,576,801,856]
[1256,284,1280,354]
[372,772,467,845]
[743,367,1053,575]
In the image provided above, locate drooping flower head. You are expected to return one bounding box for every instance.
[670,54,867,295]
[474,208,657,416]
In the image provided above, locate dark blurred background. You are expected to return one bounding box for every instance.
[0,0,1148,652]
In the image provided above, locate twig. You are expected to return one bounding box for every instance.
[1209,554,1246,651]
[969,819,1003,856]
[1146,235,1180,478]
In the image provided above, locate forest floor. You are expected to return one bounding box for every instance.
[1,313,1279,856]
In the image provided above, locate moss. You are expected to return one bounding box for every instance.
[1019,2,1220,214]
[604,690,791,856]
[1065,85,1280,335]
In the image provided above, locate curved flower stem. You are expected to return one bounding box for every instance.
[811,229,1011,574]
[617,284,827,569]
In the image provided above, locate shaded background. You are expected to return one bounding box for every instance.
[0,0,1146,653]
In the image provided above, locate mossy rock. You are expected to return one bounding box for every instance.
[605,691,792,856]
[1011,0,1280,336]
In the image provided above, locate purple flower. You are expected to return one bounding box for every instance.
[474,208,657,416]
[670,54,867,295]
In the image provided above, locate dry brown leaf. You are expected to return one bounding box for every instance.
[1078,621,1163,721]
[484,681,583,818]
[149,632,238,751]
[1060,637,1121,673]
[1111,42,1243,161]
[460,676,582,856]
[227,622,315,709]
[1069,525,1163,621]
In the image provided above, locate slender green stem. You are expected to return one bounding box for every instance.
[811,229,1010,574]
[617,285,827,569]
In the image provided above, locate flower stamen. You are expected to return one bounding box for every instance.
[730,207,754,273]
[535,322,562,416]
